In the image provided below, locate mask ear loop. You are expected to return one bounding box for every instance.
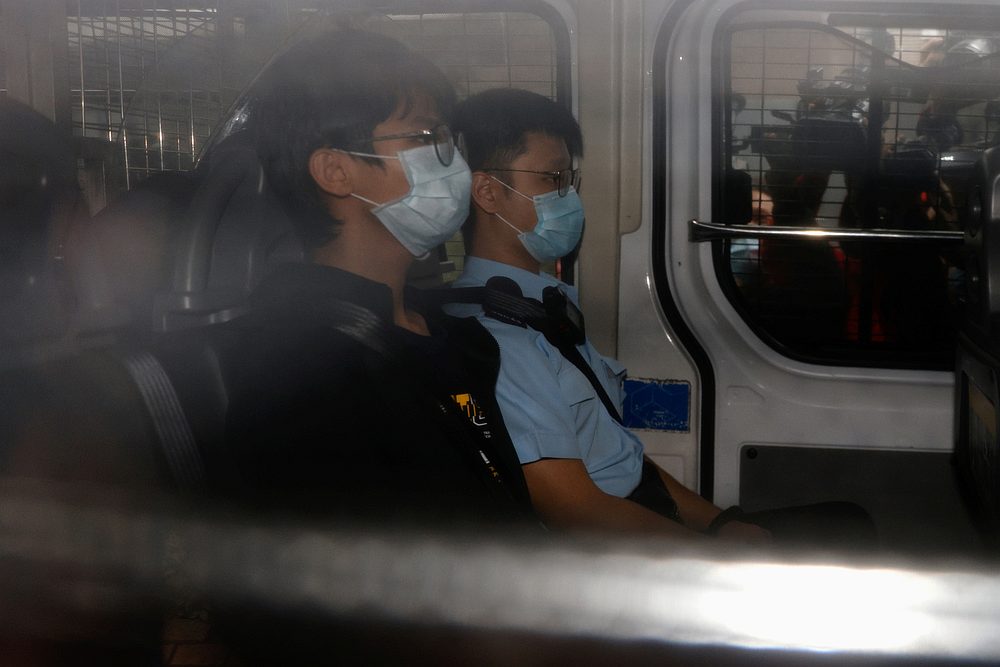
[332,149,402,208]
[336,148,401,162]
[494,211,523,235]
[334,148,405,209]
[487,174,534,236]
[488,174,533,202]
[351,192,381,207]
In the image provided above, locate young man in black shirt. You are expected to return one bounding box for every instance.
[225,31,534,526]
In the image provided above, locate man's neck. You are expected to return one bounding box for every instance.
[311,225,429,335]
[469,227,541,274]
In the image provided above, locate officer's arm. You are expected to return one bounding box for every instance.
[522,458,706,539]
[650,458,771,543]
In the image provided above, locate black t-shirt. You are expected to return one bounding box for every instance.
[394,324,508,488]
[224,263,535,526]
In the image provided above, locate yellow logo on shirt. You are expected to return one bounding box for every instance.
[452,392,488,427]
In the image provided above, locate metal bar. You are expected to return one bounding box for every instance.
[187,5,196,166]
[189,89,196,167]
[689,219,965,244]
[103,3,113,143]
[115,0,130,189]
[77,0,87,136]
[139,0,149,175]
[136,0,149,176]
[502,11,511,90]
[153,0,164,171]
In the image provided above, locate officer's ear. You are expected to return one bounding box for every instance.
[471,171,500,214]
[308,148,354,197]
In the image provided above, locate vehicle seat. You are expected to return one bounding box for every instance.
[0,350,167,489]
[68,171,198,342]
[152,129,304,333]
[145,325,247,494]
[112,128,308,491]
[128,129,307,491]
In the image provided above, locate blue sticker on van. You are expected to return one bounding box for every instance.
[623,379,690,432]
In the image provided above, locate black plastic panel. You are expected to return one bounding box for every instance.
[740,444,981,553]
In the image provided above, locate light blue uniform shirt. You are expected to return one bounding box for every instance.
[449,257,644,497]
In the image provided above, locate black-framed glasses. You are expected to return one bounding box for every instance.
[484,167,581,197]
[369,124,455,167]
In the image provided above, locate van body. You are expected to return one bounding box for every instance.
[2,0,1000,661]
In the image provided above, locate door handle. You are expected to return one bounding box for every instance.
[688,219,964,244]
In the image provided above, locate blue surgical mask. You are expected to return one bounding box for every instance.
[347,144,472,258]
[492,178,585,262]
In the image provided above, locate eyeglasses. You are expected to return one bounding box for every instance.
[484,167,581,197]
[368,124,455,167]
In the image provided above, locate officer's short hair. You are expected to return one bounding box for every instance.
[253,30,455,250]
[453,88,583,177]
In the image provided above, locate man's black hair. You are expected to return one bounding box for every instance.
[453,88,583,174]
[252,30,456,251]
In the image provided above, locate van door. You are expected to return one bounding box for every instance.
[635,0,999,549]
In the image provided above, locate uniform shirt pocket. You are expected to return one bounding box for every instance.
[557,361,599,407]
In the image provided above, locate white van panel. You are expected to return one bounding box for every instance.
[597,0,705,491]
[646,0,980,505]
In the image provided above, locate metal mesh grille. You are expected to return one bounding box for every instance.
[66,5,557,192]
[365,12,557,101]
[69,2,227,187]
[723,21,998,365]
[62,4,559,281]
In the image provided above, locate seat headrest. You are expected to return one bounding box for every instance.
[68,171,197,339]
[153,130,304,332]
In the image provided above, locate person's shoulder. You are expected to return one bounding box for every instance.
[433,309,499,356]
[476,313,568,377]
[456,257,542,291]
[221,304,371,394]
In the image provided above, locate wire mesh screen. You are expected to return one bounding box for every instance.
[364,13,558,101]
[69,2,227,187]
[66,4,557,192]
[723,21,999,366]
[63,4,559,281]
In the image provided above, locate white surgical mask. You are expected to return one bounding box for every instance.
[491,177,585,262]
[347,144,472,258]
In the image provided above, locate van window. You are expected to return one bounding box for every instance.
[718,12,997,368]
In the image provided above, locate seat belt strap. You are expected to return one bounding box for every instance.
[440,283,624,425]
[117,350,206,490]
[549,339,624,425]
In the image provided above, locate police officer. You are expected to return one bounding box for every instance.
[451,88,769,542]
